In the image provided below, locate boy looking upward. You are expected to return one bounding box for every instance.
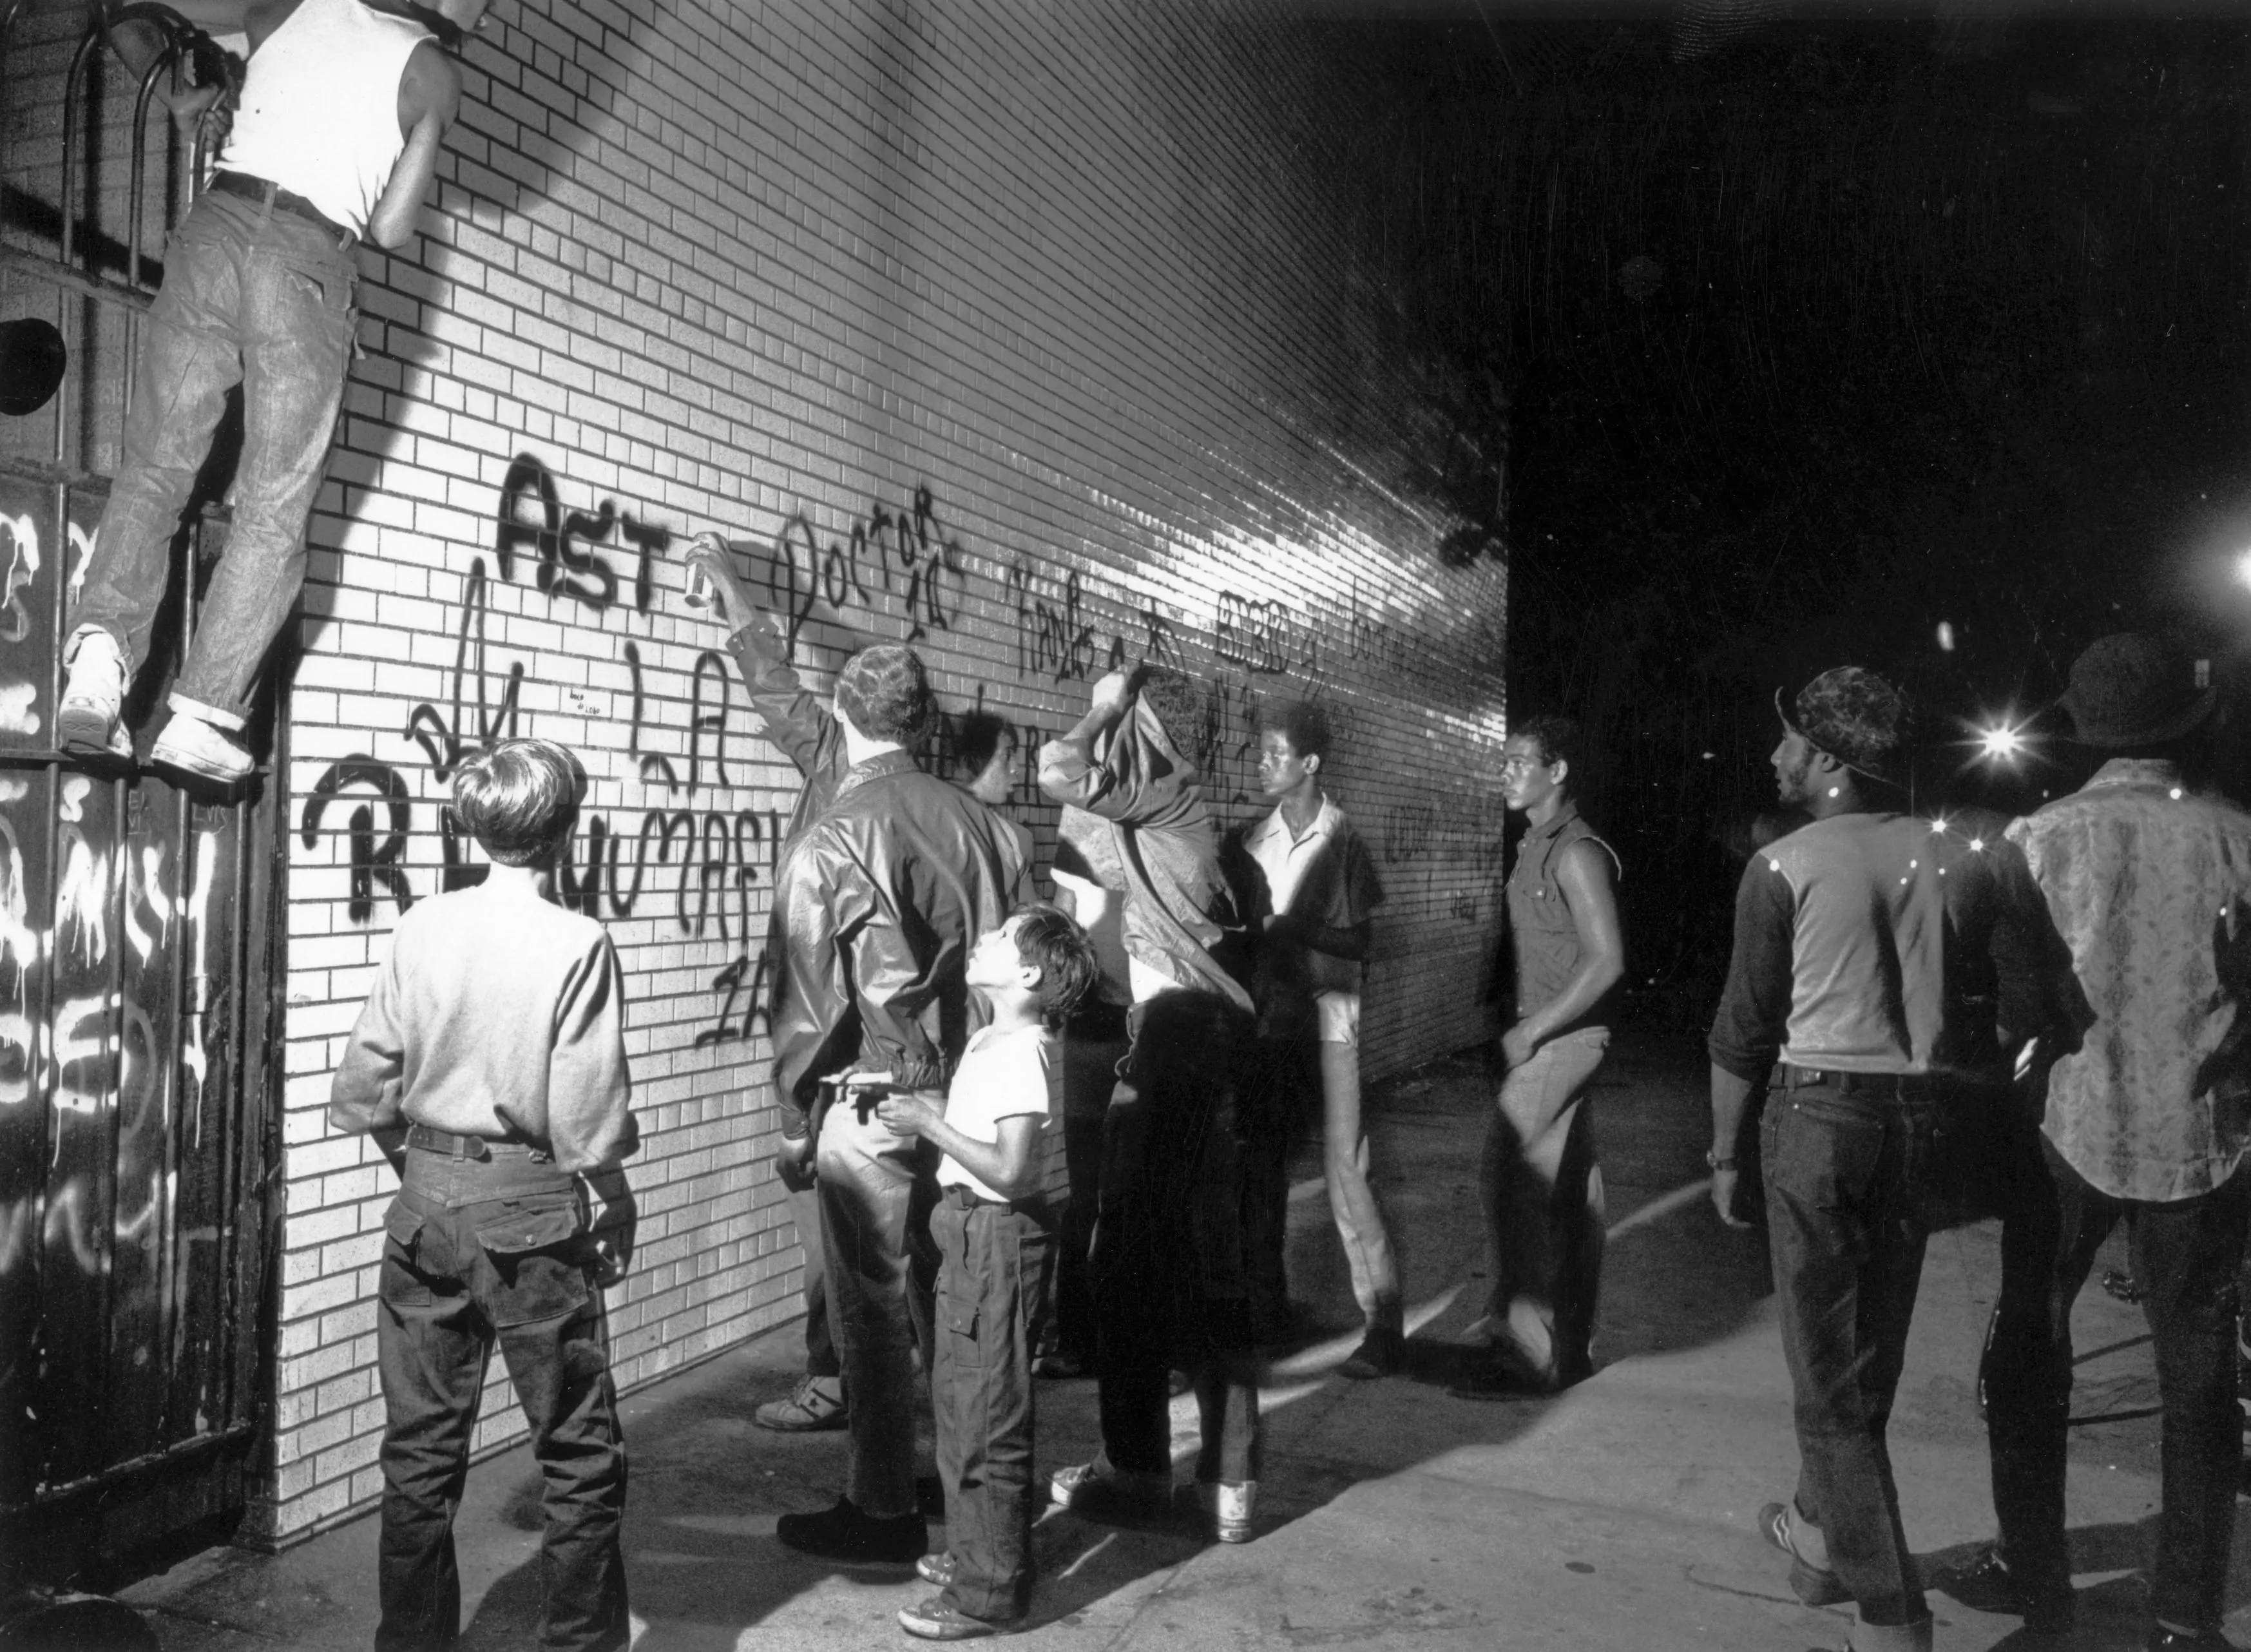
[329,736,635,1652]
[876,907,1100,1640]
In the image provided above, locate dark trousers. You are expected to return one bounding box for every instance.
[1482,1027,1609,1382]
[1049,1014,1125,1362]
[1762,1081,1933,1629]
[376,1149,628,1652]
[1093,992,1261,1485]
[1983,1129,2251,1633]
[1242,1038,1308,1336]
[930,1189,1057,1623]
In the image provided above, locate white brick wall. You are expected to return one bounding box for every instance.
[260,0,1507,1541]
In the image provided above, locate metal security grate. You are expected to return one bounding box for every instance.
[0,0,283,1586]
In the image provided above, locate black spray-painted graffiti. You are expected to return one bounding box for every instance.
[298,446,1501,1044]
[494,452,670,612]
[408,558,523,783]
[300,759,415,924]
[765,485,966,646]
[1214,590,1318,677]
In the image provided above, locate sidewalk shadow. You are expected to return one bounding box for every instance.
[1921,1515,2251,1649]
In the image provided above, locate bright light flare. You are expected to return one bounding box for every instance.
[2237,550,2251,593]
[1979,724,2026,761]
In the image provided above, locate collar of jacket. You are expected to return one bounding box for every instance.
[1521,800,1582,849]
[838,748,919,796]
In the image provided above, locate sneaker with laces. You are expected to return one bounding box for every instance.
[151,704,253,784]
[897,1594,1017,1640]
[1049,1454,1170,1522]
[754,1374,847,1433]
[915,1551,957,1588]
[57,629,129,759]
[1191,1479,1256,1543]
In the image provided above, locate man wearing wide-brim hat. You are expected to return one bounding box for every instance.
[1974,633,2251,1652]
[1707,665,2040,1652]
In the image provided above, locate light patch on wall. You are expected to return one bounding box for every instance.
[0,682,38,737]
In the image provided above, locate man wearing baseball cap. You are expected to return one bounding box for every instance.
[1971,633,2251,1652]
[1709,666,2038,1652]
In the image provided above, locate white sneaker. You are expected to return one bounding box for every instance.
[1049,1452,1169,1518]
[1191,1479,1256,1543]
[151,705,253,783]
[57,628,129,759]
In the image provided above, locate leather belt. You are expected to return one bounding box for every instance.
[207,171,354,243]
[407,1123,541,1160]
[1781,1066,1941,1099]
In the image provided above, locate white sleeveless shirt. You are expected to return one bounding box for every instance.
[220,0,432,237]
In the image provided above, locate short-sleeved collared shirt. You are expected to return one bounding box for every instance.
[2007,760,2251,1202]
[1243,797,1345,921]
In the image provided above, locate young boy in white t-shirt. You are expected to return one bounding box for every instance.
[875,905,1100,1639]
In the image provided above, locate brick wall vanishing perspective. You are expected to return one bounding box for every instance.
[247,0,1509,1541]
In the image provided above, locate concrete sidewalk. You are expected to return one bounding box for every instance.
[120,1038,2245,1651]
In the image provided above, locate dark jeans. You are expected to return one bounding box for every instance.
[73,186,357,723]
[1983,1129,2251,1633]
[930,1189,1057,1623]
[1093,992,1261,1483]
[377,1146,628,1652]
[1761,1079,1934,1629]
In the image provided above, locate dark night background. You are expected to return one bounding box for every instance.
[1333,2,2251,1019]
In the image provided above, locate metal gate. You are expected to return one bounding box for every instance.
[0,1,284,1584]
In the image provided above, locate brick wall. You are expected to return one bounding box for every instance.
[264,0,1508,1541]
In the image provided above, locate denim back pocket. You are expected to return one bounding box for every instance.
[1769,1095,1889,1213]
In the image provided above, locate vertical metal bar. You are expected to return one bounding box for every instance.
[60,28,106,271]
[30,764,57,1495]
[95,775,129,1465]
[157,785,189,1439]
[218,792,252,1432]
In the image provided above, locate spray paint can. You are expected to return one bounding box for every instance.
[684,560,718,614]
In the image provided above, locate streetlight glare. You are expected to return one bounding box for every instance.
[2237,549,2251,592]
[1980,725,2024,761]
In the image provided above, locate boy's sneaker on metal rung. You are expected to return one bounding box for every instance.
[57,629,129,760]
[151,705,253,785]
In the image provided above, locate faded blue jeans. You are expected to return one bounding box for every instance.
[73,184,356,724]
[377,1142,629,1652]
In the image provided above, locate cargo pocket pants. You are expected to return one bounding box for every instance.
[376,1144,629,1652]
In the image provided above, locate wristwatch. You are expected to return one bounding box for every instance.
[1704,1148,1737,1171]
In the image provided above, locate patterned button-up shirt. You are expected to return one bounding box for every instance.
[2006,760,2251,1202]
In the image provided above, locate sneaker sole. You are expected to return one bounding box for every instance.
[752,1412,847,1433]
[57,705,128,760]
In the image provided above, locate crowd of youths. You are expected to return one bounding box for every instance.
[319,518,2251,1652]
